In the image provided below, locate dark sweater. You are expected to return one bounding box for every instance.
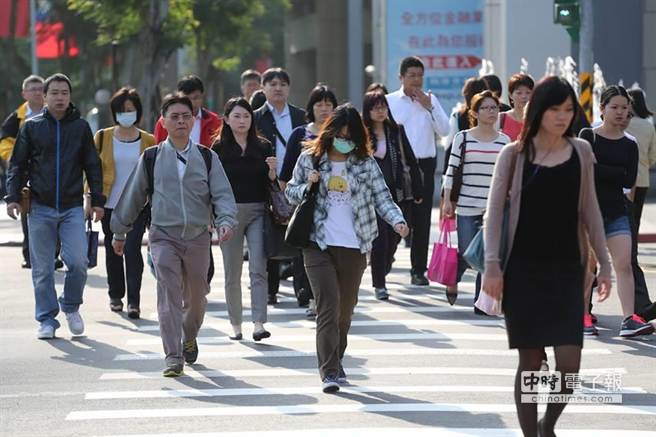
[579,128,638,220]
[213,138,273,203]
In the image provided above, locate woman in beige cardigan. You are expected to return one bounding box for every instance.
[482,76,612,437]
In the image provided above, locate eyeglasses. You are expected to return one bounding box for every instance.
[167,112,193,122]
[24,87,43,93]
[479,105,499,112]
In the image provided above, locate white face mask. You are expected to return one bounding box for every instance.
[116,111,137,128]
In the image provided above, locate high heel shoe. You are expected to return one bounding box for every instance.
[446,285,458,305]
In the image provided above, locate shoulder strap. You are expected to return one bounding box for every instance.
[272,121,287,147]
[98,128,105,154]
[197,145,212,173]
[499,113,506,130]
[144,146,159,197]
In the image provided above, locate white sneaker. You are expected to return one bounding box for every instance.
[65,311,85,336]
[37,324,55,339]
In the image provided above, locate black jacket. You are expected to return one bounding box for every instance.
[253,103,306,155]
[4,105,105,209]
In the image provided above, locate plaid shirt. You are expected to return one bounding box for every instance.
[285,151,405,253]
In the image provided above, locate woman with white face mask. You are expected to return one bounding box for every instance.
[91,87,156,318]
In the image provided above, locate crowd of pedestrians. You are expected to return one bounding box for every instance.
[1,54,655,436]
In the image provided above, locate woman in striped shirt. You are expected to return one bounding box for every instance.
[442,91,511,310]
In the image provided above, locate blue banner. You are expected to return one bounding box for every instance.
[385,0,484,114]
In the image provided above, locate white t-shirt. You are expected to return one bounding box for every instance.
[106,136,141,209]
[323,161,360,249]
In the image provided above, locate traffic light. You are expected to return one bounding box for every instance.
[554,1,580,27]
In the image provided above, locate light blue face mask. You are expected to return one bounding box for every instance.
[333,138,355,154]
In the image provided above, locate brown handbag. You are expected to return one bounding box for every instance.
[20,187,31,215]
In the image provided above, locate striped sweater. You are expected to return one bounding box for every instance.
[443,130,510,216]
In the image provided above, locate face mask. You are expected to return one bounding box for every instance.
[116,111,137,128]
[333,138,355,154]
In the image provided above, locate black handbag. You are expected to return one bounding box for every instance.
[268,180,295,225]
[86,218,99,269]
[284,158,320,248]
[263,212,298,260]
[449,131,467,202]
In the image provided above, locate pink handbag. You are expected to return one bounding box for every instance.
[427,218,458,286]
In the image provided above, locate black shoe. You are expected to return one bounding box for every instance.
[229,333,243,341]
[183,338,199,364]
[446,285,458,305]
[127,305,140,319]
[109,299,123,312]
[54,258,64,270]
[375,288,389,300]
[268,294,278,305]
[21,261,31,269]
[411,273,429,286]
[253,330,271,342]
[474,307,490,316]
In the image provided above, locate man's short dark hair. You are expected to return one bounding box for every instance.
[261,68,290,86]
[22,74,44,90]
[241,69,261,85]
[44,73,72,94]
[161,93,194,116]
[399,56,424,76]
[110,87,143,125]
[177,75,204,95]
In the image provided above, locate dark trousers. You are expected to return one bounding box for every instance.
[268,256,312,302]
[633,187,648,234]
[303,244,367,380]
[371,214,400,289]
[411,157,436,275]
[627,199,652,313]
[101,208,146,307]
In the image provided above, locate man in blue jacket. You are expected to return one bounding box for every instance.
[5,73,105,340]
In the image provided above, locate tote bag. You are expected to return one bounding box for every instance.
[427,218,458,285]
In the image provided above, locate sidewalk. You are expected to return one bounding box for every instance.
[2,201,656,246]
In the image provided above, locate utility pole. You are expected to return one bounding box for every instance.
[30,0,38,75]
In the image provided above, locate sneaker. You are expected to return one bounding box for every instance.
[375,288,389,300]
[322,376,340,393]
[109,299,123,312]
[620,314,655,337]
[183,339,199,364]
[162,364,184,377]
[37,324,55,339]
[583,313,598,336]
[127,305,140,319]
[65,311,84,336]
[337,363,347,384]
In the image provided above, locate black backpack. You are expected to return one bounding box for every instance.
[143,144,212,197]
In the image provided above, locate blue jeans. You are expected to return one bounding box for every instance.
[456,214,482,299]
[28,202,88,328]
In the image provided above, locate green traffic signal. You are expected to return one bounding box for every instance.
[554,2,580,27]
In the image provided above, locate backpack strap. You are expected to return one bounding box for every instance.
[499,112,506,130]
[144,146,159,198]
[197,145,212,173]
[98,128,105,155]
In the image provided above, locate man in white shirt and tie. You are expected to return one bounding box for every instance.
[386,56,449,286]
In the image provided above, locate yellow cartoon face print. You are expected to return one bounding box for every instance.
[328,175,348,193]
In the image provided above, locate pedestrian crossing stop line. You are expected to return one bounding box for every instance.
[66,402,656,420]
[125,332,511,346]
[113,348,613,361]
[135,318,506,332]
[84,384,647,400]
[90,428,656,437]
[97,367,628,381]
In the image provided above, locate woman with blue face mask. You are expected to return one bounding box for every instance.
[91,87,156,318]
[285,104,409,393]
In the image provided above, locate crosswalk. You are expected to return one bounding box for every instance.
[62,249,655,436]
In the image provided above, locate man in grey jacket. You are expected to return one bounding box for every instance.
[111,93,237,377]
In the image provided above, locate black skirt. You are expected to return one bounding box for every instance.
[503,258,584,349]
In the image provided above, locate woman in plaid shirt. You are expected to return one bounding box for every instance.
[286,104,408,393]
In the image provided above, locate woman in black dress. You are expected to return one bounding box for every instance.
[482,76,612,437]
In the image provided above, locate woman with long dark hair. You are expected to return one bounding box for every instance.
[579,85,653,338]
[483,76,612,436]
[443,90,510,309]
[285,104,408,393]
[362,90,423,300]
[212,97,276,342]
